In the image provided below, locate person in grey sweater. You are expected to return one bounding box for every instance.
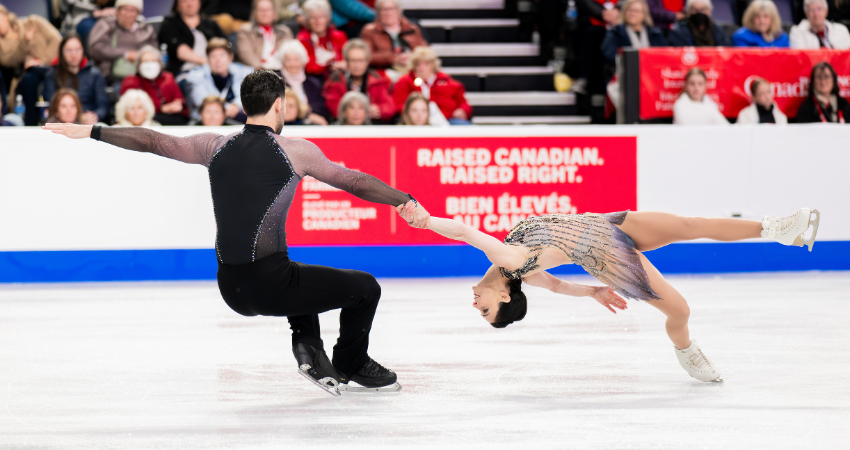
[87,0,157,79]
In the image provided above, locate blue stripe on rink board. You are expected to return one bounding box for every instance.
[0,242,848,283]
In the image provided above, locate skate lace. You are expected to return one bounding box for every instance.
[688,349,713,372]
[770,211,800,236]
[360,359,390,377]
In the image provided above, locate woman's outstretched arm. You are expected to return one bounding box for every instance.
[524,271,628,314]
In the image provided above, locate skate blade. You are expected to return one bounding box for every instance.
[297,368,341,397]
[792,209,820,252]
[339,382,402,394]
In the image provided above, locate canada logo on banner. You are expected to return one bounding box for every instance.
[638,48,850,120]
[287,136,637,246]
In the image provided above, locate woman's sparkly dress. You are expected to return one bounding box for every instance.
[499,211,661,301]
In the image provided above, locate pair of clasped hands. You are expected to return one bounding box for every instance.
[397,200,430,229]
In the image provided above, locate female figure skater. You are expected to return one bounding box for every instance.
[397,203,819,381]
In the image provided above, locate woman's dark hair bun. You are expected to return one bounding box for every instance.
[491,278,528,329]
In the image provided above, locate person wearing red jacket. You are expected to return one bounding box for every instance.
[298,0,348,76]
[323,39,396,123]
[119,45,189,125]
[392,46,472,125]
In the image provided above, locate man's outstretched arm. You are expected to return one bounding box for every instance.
[43,123,224,166]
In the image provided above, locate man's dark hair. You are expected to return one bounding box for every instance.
[491,278,528,329]
[240,70,288,117]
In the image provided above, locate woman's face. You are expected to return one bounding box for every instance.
[116,5,140,30]
[624,2,645,28]
[308,10,329,35]
[63,38,85,69]
[414,59,436,80]
[208,48,233,76]
[806,2,827,29]
[283,52,304,74]
[255,0,275,26]
[126,98,148,126]
[201,103,225,126]
[407,99,429,125]
[344,101,367,125]
[346,47,368,78]
[753,82,773,108]
[0,12,11,36]
[472,283,508,325]
[814,67,834,96]
[378,0,401,27]
[57,95,79,123]
[753,10,772,34]
[177,0,200,17]
[284,96,299,121]
[685,74,707,101]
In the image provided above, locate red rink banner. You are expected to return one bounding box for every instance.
[638,48,850,120]
[287,136,637,245]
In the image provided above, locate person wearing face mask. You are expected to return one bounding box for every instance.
[120,45,189,125]
[115,88,159,126]
[668,0,731,46]
[673,67,729,125]
[736,77,788,124]
[732,0,789,47]
[322,39,395,124]
[795,62,850,123]
[789,0,850,49]
[87,0,158,80]
[184,38,253,122]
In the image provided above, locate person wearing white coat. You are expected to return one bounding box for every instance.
[673,68,729,125]
[789,0,850,49]
[736,77,788,124]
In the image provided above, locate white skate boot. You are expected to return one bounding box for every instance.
[761,208,820,252]
[675,340,721,382]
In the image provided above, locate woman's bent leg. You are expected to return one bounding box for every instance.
[637,252,691,349]
[617,211,763,252]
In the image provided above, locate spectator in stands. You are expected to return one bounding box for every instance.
[45,88,83,124]
[736,77,787,124]
[197,95,227,125]
[236,0,294,71]
[158,0,226,75]
[673,67,729,125]
[789,0,850,49]
[120,45,189,125]
[298,0,348,76]
[0,5,62,126]
[284,88,312,125]
[44,34,109,125]
[795,61,850,123]
[66,1,117,45]
[336,90,371,125]
[668,0,731,46]
[360,0,427,81]
[201,0,252,36]
[732,0,790,47]
[87,0,158,81]
[647,0,686,29]
[330,0,376,38]
[115,88,159,126]
[399,92,432,125]
[601,0,667,66]
[393,47,473,125]
[323,39,395,123]
[184,38,253,122]
[573,0,620,96]
[280,39,331,124]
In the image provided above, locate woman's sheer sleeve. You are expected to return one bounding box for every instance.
[91,126,225,167]
[285,137,412,206]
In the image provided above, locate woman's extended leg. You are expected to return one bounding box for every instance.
[616,212,762,252]
[636,252,691,349]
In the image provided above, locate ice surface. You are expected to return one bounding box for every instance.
[1,272,849,449]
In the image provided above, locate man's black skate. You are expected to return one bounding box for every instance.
[292,343,342,397]
[336,358,402,394]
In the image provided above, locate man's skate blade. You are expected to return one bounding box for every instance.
[297,368,341,397]
[339,382,402,394]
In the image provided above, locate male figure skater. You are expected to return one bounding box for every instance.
[44,71,429,396]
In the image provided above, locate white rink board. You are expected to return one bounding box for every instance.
[0,125,848,251]
[0,273,848,449]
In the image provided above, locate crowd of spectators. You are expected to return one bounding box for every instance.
[1,0,463,127]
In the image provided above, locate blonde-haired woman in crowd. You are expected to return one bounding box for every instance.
[284,88,312,125]
[673,67,729,125]
[115,89,159,127]
[337,91,371,125]
[399,93,430,125]
[736,77,787,124]
[732,0,789,47]
[392,46,472,125]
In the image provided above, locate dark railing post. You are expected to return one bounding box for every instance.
[621,49,641,124]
